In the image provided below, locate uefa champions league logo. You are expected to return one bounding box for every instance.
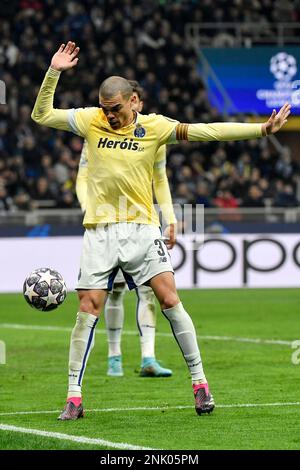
[270,52,297,82]
[256,51,300,108]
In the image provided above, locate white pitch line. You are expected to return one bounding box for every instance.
[0,323,294,346]
[0,323,73,333]
[0,423,156,451]
[0,401,299,417]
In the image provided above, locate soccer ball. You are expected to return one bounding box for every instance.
[270,52,297,82]
[23,268,67,311]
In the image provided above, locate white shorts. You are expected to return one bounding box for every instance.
[76,223,174,291]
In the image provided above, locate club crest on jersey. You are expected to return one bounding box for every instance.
[134,124,146,138]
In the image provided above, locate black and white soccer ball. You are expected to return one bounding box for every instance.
[23,268,67,311]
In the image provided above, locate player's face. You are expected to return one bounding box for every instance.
[132,92,144,113]
[100,93,135,130]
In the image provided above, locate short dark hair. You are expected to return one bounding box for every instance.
[99,76,133,100]
[128,80,143,101]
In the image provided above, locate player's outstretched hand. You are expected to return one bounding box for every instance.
[51,42,80,72]
[262,103,291,135]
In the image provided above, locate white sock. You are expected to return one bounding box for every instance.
[68,311,98,399]
[136,285,156,360]
[163,302,206,384]
[104,289,125,357]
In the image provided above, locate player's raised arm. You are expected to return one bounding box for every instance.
[31,42,97,137]
[173,103,291,142]
[31,42,79,131]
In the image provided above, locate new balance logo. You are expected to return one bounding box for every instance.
[159,257,167,263]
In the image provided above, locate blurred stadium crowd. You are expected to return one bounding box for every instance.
[0,0,300,212]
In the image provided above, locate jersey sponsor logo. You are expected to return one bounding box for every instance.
[97,137,140,151]
[134,124,146,138]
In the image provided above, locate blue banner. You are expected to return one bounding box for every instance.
[201,47,300,115]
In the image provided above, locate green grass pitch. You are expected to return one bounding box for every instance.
[0,288,299,450]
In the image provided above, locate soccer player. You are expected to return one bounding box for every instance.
[31,42,290,420]
[76,80,174,378]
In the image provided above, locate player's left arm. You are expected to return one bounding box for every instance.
[153,145,177,249]
[171,103,291,142]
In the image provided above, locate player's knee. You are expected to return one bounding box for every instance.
[79,294,101,315]
[160,292,180,310]
[79,298,94,313]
